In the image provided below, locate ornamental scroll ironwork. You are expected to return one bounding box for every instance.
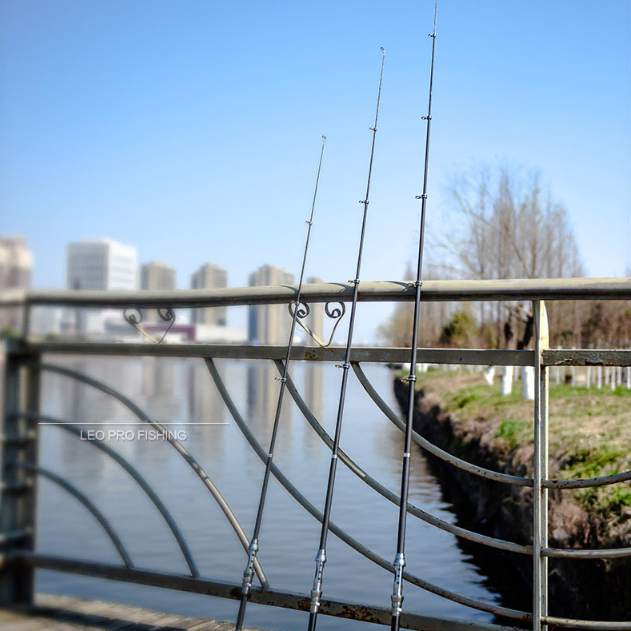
[123,308,176,344]
[288,301,346,348]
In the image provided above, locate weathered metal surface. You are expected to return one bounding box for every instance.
[542,546,631,559]
[542,349,631,367]
[6,553,525,631]
[533,301,550,631]
[0,530,31,547]
[543,617,631,630]
[20,341,535,366]
[2,277,631,308]
[0,352,38,606]
[0,481,32,494]
[544,469,631,489]
[1,283,630,628]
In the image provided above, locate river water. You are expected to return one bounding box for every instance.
[35,356,503,630]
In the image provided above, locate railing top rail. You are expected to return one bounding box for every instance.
[1,277,630,309]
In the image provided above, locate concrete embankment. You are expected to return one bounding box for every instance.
[394,375,631,621]
[0,594,268,630]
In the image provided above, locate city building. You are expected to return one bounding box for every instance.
[190,263,227,326]
[66,238,137,291]
[0,236,33,331]
[247,264,295,344]
[66,239,137,337]
[141,261,176,291]
[141,261,176,323]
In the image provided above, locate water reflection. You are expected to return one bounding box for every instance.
[36,357,502,630]
[186,360,225,425]
[142,357,175,399]
[247,362,292,428]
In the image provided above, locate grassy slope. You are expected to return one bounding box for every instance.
[415,369,631,546]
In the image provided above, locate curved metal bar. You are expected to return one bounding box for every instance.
[544,469,631,490]
[22,412,199,577]
[353,364,631,491]
[36,362,268,588]
[0,529,31,546]
[291,301,346,348]
[542,546,631,560]
[352,362,534,487]
[205,358,531,622]
[543,617,631,630]
[124,307,176,344]
[9,461,132,568]
[352,364,631,563]
[275,360,532,556]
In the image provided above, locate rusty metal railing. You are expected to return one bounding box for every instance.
[0,278,630,630]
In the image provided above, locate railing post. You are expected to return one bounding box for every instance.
[533,301,549,631]
[0,344,41,605]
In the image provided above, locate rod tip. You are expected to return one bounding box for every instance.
[380,46,385,54]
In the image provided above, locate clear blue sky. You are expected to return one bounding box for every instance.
[1,0,629,341]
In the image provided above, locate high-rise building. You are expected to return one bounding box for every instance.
[66,239,137,291]
[140,262,176,323]
[247,264,295,344]
[0,236,33,331]
[66,239,137,336]
[190,263,227,326]
[140,261,176,291]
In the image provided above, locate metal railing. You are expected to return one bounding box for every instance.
[0,278,630,630]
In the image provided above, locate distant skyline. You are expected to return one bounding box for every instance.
[2,0,629,341]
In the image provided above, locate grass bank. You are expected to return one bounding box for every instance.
[420,370,631,542]
[394,369,631,618]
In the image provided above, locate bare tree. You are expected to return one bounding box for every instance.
[440,163,584,347]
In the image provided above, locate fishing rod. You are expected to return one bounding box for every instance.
[390,3,438,630]
[307,47,386,631]
[235,135,327,631]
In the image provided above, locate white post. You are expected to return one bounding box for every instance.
[522,366,535,401]
[586,366,592,388]
[597,366,602,389]
[501,366,513,396]
[483,366,495,386]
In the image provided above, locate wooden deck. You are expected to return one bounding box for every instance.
[0,594,267,630]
